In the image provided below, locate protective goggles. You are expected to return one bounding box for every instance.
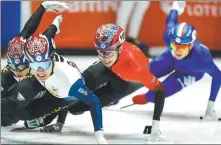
[29,61,52,71]
[170,42,191,51]
[8,64,29,71]
[97,49,118,57]
[97,45,121,57]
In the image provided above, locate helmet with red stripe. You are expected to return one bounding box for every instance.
[170,22,197,44]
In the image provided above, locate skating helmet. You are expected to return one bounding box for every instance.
[94,23,125,50]
[6,37,29,71]
[6,36,27,64]
[170,22,197,44]
[24,34,56,62]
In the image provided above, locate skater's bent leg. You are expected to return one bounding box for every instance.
[146,72,204,102]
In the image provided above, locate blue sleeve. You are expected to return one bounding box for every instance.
[163,10,178,47]
[68,79,103,131]
[198,45,221,102]
[150,50,174,78]
[204,61,221,102]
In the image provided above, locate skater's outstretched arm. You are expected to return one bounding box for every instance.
[19,1,67,39]
[163,1,186,47]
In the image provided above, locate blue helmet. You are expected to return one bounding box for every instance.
[24,34,56,62]
[170,22,197,44]
[6,37,27,64]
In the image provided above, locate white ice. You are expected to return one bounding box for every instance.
[1,56,221,144]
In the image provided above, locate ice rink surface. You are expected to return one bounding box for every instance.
[1,56,221,144]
